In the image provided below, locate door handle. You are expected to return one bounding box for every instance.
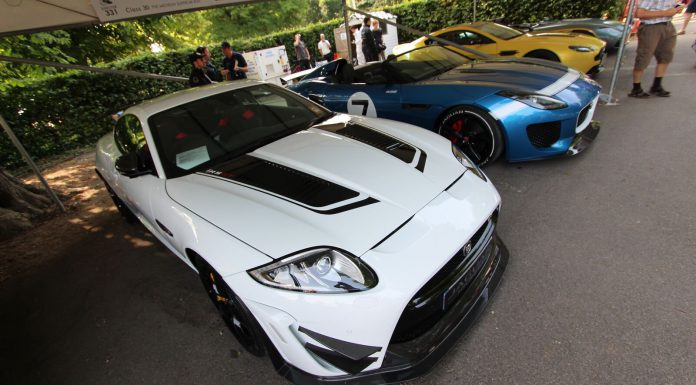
[156,220,173,237]
[308,93,325,105]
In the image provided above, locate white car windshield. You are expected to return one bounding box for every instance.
[148,84,332,178]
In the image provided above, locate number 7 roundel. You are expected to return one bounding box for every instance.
[347,92,377,117]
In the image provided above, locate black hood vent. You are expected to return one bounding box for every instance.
[200,155,376,214]
[318,122,427,172]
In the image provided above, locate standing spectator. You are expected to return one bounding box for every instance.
[317,33,333,62]
[361,17,379,63]
[371,18,386,61]
[293,33,311,71]
[196,46,221,81]
[188,52,213,87]
[629,0,684,98]
[352,25,365,65]
[678,0,696,34]
[220,41,248,81]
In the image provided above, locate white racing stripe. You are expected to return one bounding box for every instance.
[537,69,580,96]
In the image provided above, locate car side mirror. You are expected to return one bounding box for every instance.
[115,152,154,178]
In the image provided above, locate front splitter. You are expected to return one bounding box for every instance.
[566,120,600,156]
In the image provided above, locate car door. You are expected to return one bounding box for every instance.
[322,63,402,120]
[112,114,167,240]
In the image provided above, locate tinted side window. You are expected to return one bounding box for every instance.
[114,114,145,155]
[439,30,494,45]
[438,31,467,45]
[465,31,495,45]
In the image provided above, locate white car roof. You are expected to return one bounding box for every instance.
[131,80,264,117]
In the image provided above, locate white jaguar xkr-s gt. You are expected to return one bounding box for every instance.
[96,81,509,384]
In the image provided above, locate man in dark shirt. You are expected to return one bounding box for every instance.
[360,17,379,63]
[188,52,213,87]
[220,41,248,80]
[293,33,311,70]
[196,46,221,81]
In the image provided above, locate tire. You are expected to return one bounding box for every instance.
[194,257,266,357]
[524,50,561,62]
[437,106,504,166]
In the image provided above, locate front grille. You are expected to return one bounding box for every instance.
[526,121,561,148]
[390,212,497,343]
[577,103,591,128]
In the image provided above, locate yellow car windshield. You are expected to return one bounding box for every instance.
[474,23,523,40]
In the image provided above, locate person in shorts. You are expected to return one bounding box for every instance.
[629,0,684,97]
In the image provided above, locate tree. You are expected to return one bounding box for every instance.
[206,0,311,41]
[0,12,211,90]
[0,168,60,241]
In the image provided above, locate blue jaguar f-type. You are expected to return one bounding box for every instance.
[290,45,600,165]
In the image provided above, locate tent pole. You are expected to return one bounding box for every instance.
[0,55,187,82]
[0,114,65,212]
[343,0,353,64]
[473,0,477,22]
[600,0,637,105]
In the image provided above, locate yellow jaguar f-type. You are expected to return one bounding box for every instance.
[393,22,606,75]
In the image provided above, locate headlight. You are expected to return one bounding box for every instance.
[497,90,567,110]
[248,248,378,293]
[452,144,487,181]
[569,45,594,52]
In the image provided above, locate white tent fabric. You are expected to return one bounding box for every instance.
[1,0,98,37]
[0,0,252,37]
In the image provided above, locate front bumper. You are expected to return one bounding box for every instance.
[268,234,509,385]
[566,120,600,156]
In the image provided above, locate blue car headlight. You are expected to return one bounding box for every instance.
[248,248,378,293]
[452,144,487,181]
[497,90,567,110]
[569,45,595,52]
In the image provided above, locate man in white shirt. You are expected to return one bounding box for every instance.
[629,0,684,97]
[318,34,333,62]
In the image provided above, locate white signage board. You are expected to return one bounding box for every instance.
[91,0,248,22]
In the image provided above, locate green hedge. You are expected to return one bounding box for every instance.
[0,52,189,169]
[0,0,624,169]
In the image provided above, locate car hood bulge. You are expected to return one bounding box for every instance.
[433,59,570,92]
[165,115,464,259]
